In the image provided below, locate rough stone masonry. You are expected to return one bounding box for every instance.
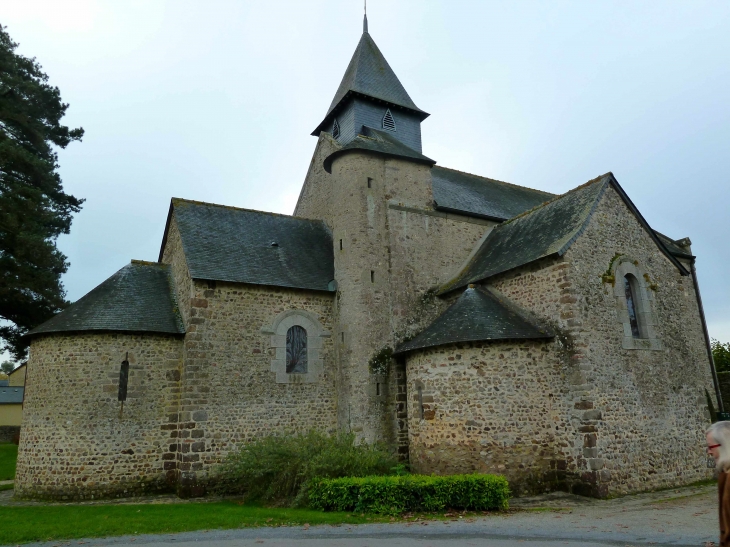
[15,18,718,500]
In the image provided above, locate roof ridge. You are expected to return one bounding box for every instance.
[436,173,614,295]
[499,173,612,226]
[130,259,167,267]
[171,198,326,224]
[435,165,556,197]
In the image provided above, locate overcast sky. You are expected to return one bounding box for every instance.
[3,0,730,353]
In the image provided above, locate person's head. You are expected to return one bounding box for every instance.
[707,421,730,469]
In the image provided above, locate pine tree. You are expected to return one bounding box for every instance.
[0,25,84,360]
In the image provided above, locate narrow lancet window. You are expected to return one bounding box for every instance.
[382,109,396,131]
[286,325,308,373]
[624,275,641,338]
[332,118,340,139]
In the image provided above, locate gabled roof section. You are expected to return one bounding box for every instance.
[312,30,428,136]
[432,166,555,221]
[439,173,689,295]
[394,286,553,355]
[162,199,335,292]
[27,261,184,337]
[654,231,693,259]
[323,126,435,173]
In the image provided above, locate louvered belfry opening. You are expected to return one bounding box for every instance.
[382,109,396,131]
[332,118,341,139]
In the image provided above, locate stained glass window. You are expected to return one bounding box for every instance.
[286,325,308,373]
[624,276,641,338]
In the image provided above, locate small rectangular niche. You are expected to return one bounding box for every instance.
[341,332,345,343]
[339,239,343,251]
[367,177,373,189]
[370,270,375,283]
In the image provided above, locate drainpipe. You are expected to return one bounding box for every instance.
[690,259,725,415]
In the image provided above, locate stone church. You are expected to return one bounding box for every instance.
[16,17,719,500]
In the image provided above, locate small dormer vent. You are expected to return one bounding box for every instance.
[382,109,396,131]
[332,118,341,139]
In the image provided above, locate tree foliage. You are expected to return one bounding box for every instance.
[0,25,83,360]
[0,361,14,374]
[713,339,730,374]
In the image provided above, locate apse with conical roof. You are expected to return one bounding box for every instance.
[312,14,429,152]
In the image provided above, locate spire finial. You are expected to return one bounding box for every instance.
[363,0,368,33]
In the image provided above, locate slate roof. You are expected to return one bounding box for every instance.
[432,167,555,221]
[394,286,553,355]
[28,261,184,337]
[439,173,689,294]
[324,126,435,173]
[0,386,23,404]
[313,30,428,136]
[654,231,693,259]
[165,199,336,292]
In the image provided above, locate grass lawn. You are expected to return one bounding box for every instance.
[0,443,17,480]
[0,502,389,545]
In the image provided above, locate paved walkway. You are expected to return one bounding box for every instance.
[13,483,719,547]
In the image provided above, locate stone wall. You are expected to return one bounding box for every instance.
[323,152,494,454]
[406,340,569,496]
[162,215,193,329]
[560,185,715,495]
[174,281,338,496]
[405,183,715,497]
[294,133,340,225]
[386,204,494,342]
[15,333,184,500]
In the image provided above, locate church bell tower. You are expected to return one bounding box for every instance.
[311,14,430,153]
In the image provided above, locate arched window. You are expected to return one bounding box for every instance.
[286,325,308,373]
[382,109,396,131]
[611,258,662,350]
[332,118,340,139]
[624,275,641,338]
[263,309,329,383]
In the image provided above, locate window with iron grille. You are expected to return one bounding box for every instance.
[286,325,308,373]
[382,109,396,131]
[332,118,340,139]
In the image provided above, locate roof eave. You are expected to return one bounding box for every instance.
[394,332,554,356]
[324,147,436,174]
[25,327,186,341]
[312,91,430,137]
[435,251,562,296]
[432,203,508,223]
[190,277,336,294]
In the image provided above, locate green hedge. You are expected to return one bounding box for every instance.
[309,474,510,514]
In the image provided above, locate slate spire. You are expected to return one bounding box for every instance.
[311,18,429,137]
